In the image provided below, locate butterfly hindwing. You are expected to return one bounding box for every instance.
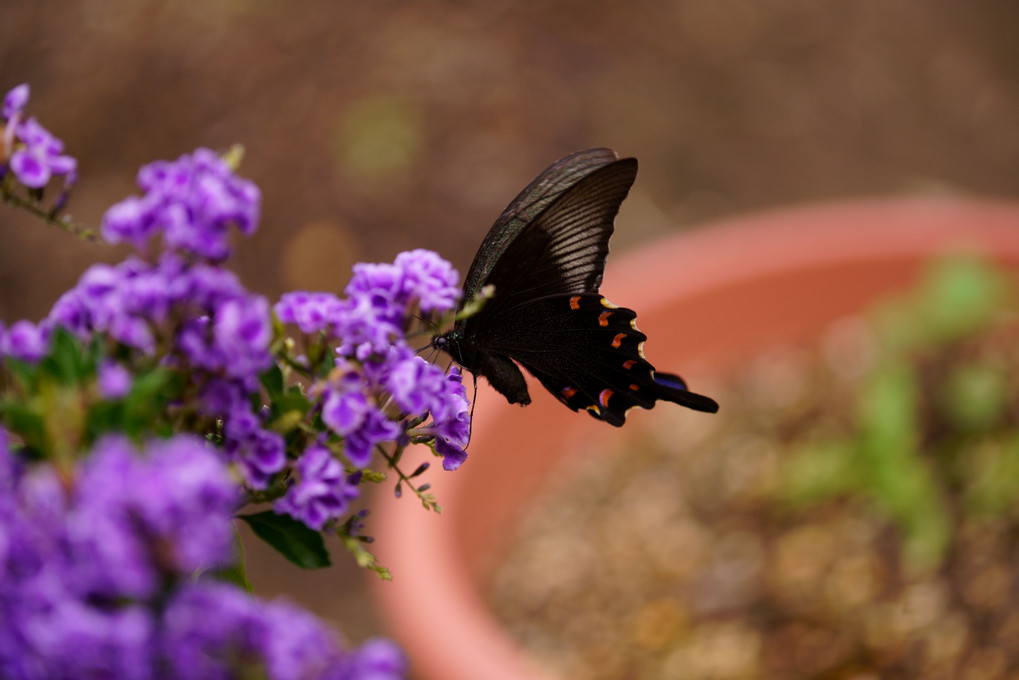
[482,294,719,426]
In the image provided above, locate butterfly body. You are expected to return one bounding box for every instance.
[435,148,718,425]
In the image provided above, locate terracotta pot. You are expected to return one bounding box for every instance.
[371,198,1019,680]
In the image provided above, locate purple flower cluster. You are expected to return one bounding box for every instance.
[0,433,405,680]
[12,146,279,484]
[1,84,77,190]
[163,584,405,680]
[48,253,270,371]
[273,249,470,527]
[0,147,278,492]
[11,250,282,489]
[101,148,260,261]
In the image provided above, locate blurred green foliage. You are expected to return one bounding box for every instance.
[779,255,1019,574]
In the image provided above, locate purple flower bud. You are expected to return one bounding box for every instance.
[2,83,29,120]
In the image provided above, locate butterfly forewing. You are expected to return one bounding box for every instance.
[467,158,638,323]
[460,148,622,305]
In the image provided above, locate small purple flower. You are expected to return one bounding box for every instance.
[2,320,47,361]
[212,295,273,380]
[334,297,403,360]
[197,377,246,417]
[386,355,449,417]
[345,638,408,680]
[420,367,470,471]
[345,262,403,309]
[343,409,402,468]
[275,445,359,531]
[2,84,29,121]
[323,385,370,436]
[275,291,344,335]
[225,426,287,490]
[97,361,132,399]
[7,117,77,189]
[100,196,157,251]
[393,249,460,313]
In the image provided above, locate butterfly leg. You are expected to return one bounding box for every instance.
[475,351,532,406]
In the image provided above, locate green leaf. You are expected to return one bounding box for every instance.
[963,435,1019,516]
[40,327,95,385]
[916,255,1006,343]
[777,439,860,506]
[0,401,47,452]
[260,364,285,398]
[213,525,254,593]
[119,368,185,435]
[857,363,950,572]
[214,561,254,593]
[940,361,1007,433]
[2,356,37,389]
[238,510,331,569]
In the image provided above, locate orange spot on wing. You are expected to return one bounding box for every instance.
[598,310,612,327]
[561,386,577,399]
[599,389,614,407]
[622,359,636,369]
[629,384,639,391]
[569,296,582,310]
[611,333,626,348]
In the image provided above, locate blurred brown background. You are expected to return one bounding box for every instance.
[3,0,1019,645]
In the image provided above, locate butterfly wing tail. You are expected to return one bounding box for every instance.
[652,372,719,413]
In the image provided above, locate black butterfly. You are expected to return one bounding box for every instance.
[433,148,718,426]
